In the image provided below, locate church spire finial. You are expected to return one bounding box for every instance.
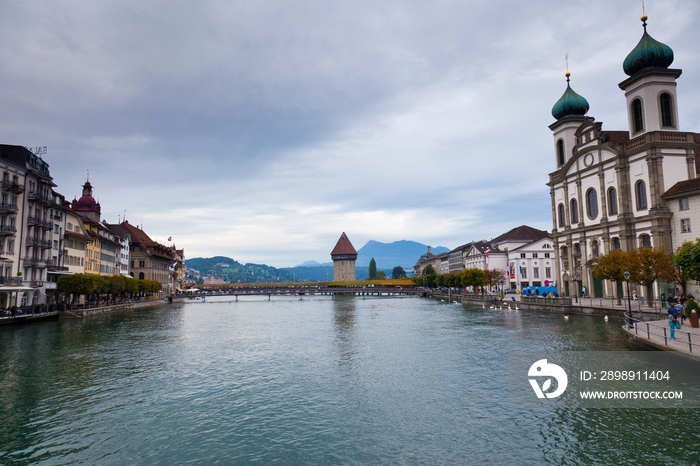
[565,53,570,81]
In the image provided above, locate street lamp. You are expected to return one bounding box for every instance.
[624,268,633,329]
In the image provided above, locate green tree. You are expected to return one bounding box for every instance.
[375,270,387,280]
[368,258,377,280]
[461,268,487,293]
[392,266,406,279]
[673,239,700,290]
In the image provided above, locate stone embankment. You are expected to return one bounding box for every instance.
[60,298,165,318]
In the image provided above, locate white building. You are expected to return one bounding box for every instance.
[490,225,556,292]
[547,14,698,300]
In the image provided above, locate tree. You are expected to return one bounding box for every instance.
[375,270,387,280]
[368,258,377,280]
[593,251,631,304]
[673,239,700,291]
[628,248,675,304]
[485,268,507,291]
[461,268,487,293]
[392,266,406,279]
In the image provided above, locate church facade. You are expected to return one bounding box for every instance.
[547,14,698,300]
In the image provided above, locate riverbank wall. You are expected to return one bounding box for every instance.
[59,298,165,319]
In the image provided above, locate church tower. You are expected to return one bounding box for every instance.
[330,232,357,282]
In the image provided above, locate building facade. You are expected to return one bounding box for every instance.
[547,14,698,300]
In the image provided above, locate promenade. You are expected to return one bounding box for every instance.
[624,318,700,361]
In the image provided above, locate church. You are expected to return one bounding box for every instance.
[547,13,699,301]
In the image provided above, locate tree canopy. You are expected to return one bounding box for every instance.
[368,258,377,280]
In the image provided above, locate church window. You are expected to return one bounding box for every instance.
[639,234,652,248]
[573,243,581,256]
[660,93,674,127]
[636,180,647,210]
[570,199,579,223]
[558,204,566,227]
[557,140,565,167]
[632,98,644,133]
[561,246,569,270]
[586,188,598,219]
[591,240,599,258]
[608,187,618,215]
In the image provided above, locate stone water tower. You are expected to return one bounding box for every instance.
[330,232,357,282]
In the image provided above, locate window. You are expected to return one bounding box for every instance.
[608,187,618,215]
[636,181,647,209]
[632,98,644,133]
[681,219,691,233]
[558,204,566,227]
[521,268,527,279]
[591,240,599,258]
[557,139,565,166]
[534,267,540,279]
[545,267,552,279]
[586,188,598,219]
[573,243,581,255]
[611,237,621,251]
[520,253,526,259]
[544,253,550,258]
[660,92,674,127]
[561,246,569,270]
[680,198,689,210]
[533,253,538,258]
[639,234,652,248]
[570,199,579,223]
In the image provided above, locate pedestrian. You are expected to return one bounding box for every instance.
[632,289,637,301]
[669,312,679,339]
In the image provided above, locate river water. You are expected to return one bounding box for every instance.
[1,296,698,465]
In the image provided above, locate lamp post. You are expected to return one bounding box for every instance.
[624,268,632,329]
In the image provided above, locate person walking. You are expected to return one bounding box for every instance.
[669,312,679,340]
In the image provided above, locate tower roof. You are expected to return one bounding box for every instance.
[623,15,674,76]
[330,232,358,258]
[551,74,589,120]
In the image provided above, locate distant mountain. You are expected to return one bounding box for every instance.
[295,260,333,267]
[186,239,450,284]
[357,240,450,269]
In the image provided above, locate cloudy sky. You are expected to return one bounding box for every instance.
[1,0,699,267]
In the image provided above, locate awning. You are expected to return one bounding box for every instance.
[0,286,37,292]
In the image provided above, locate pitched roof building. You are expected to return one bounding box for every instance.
[330,232,357,282]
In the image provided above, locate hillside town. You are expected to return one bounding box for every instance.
[0,144,185,308]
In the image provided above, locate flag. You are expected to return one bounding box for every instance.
[168,236,172,242]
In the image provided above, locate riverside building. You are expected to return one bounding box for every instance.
[547,13,698,300]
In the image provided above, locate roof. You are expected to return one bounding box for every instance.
[491,225,550,244]
[551,76,589,120]
[119,220,176,261]
[330,232,357,257]
[662,178,700,198]
[623,20,674,77]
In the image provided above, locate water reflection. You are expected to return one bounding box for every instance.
[332,295,357,369]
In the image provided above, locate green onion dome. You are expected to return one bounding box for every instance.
[623,15,674,76]
[551,72,590,120]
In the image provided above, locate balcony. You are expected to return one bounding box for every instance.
[0,225,17,236]
[30,280,44,288]
[26,236,52,248]
[1,180,24,194]
[27,191,50,204]
[0,203,18,214]
[0,276,22,286]
[27,216,54,229]
[23,257,50,268]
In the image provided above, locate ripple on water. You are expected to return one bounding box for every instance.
[1,297,699,465]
